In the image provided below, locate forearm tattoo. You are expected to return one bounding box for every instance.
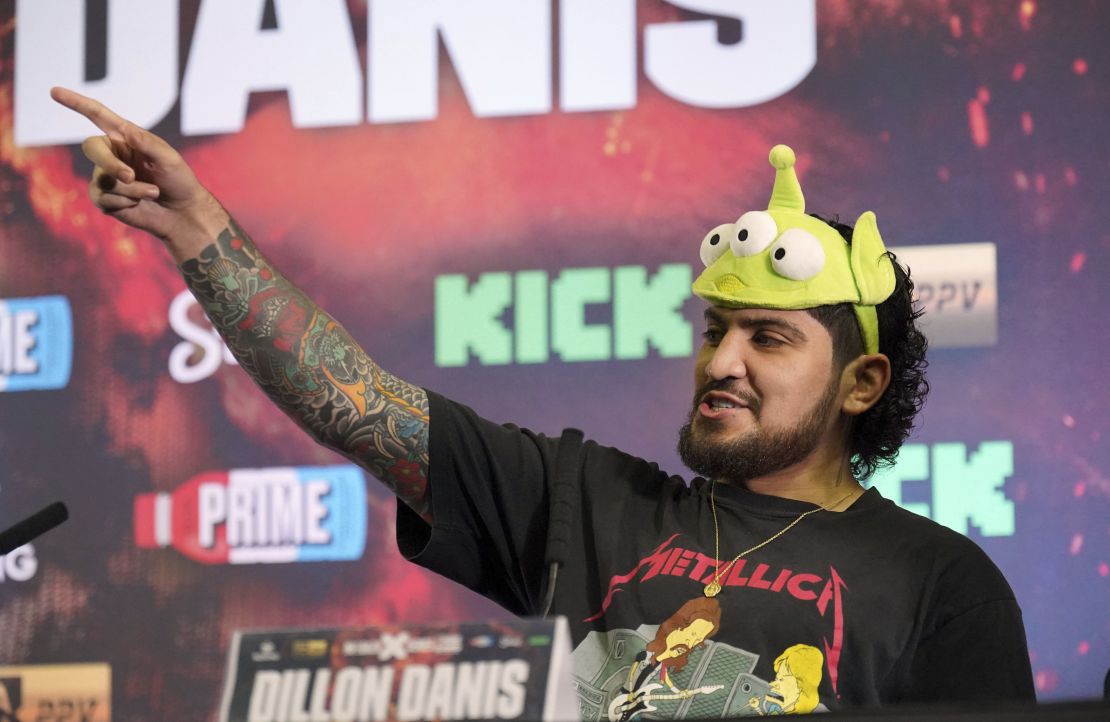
[180,221,432,523]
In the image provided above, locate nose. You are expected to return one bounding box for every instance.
[703,331,748,381]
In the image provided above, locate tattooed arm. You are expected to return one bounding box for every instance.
[182,221,431,519]
[51,87,433,523]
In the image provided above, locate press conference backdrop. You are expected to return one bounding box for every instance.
[0,0,1106,718]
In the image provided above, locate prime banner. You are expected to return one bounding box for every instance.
[0,1,1107,719]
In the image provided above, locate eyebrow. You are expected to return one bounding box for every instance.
[703,308,809,341]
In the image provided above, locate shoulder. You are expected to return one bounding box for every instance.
[872,497,981,552]
[863,490,1000,560]
[424,388,562,461]
[426,388,686,492]
[860,492,1018,608]
[577,438,689,496]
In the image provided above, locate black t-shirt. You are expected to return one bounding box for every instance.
[397,391,1035,716]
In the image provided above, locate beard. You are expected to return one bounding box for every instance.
[677,374,841,484]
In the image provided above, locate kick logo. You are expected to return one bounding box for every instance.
[133,465,367,564]
[867,441,1016,537]
[0,296,73,392]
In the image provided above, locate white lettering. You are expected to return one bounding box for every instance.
[14,0,177,146]
[246,660,527,721]
[199,480,338,549]
[496,660,529,718]
[227,482,255,547]
[304,481,331,545]
[0,309,39,375]
[329,668,362,722]
[482,661,502,719]
[13,311,38,374]
[168,291,237,384]
[195,475,339,548]
[452,662,489,719]
[645,0,816,107]
[182,0,362,135]
[396,665,430,721]
[560,0,636,112]
[0,310,9,375]
[247,670,281,722]
[249,666,394,722]
[425,663,455,720]
[254,481,272,547]
[357,667,394,722]
[308,668,331,722]
[275,669,301,722]
[377,632,410,662]
[14,5,817,144]
[368,0,551,123]
[0,544,39,583]
[270,482,305,546]
[198,482,227,549]
[287,668,312,722]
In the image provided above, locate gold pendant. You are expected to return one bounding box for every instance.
[703,581,721,598]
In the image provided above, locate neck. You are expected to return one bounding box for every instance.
[740,445,862,510]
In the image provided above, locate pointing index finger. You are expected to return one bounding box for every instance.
[50,86,131,139]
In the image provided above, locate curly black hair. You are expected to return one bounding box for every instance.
[806,215,930,480]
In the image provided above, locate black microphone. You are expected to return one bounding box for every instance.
[0,502,69,555]
[542,428,583,617]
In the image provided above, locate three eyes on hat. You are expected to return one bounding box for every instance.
[699,210,826,281]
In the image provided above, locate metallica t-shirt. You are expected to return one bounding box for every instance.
[397,391,1035,717]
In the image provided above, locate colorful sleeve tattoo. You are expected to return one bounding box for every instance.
[179,220,432,524]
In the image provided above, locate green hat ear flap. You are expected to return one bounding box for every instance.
[850,211,897,356]
[767,145,805,213]
[850,211,896,305]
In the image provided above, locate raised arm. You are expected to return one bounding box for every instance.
[51,88,432,523]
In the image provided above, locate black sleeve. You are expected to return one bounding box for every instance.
[904,536,1036,705]
[907,598,1035,702]
[395,389,564,616]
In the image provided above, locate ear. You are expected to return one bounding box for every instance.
[839,353,892,416]
[850,211,896,305]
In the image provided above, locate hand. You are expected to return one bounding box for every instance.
[50,87,226,241]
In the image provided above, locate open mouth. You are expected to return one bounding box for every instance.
[698,390,753,418]
[704,395,745,411]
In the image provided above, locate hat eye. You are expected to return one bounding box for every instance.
[769,228,826,280]
[730,211,778,257]
[699,223,732,268]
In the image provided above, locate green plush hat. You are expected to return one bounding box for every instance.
[692,145,896,355]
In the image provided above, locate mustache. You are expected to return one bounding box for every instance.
[692,379,762,416]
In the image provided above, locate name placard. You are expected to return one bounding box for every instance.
[219,618,574,722]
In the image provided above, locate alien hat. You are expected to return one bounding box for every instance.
[692,145,896,355]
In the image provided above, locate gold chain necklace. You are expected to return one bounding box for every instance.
[703,480,858,598]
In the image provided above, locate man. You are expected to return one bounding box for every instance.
[53,88,1034,715]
